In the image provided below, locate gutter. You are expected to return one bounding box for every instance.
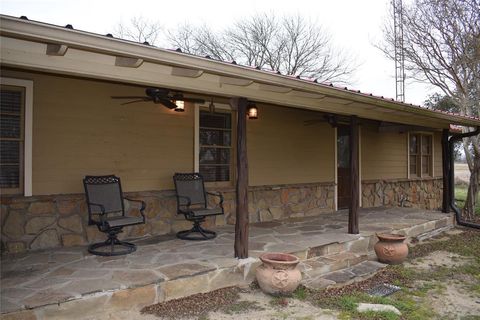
[449,126,480,228]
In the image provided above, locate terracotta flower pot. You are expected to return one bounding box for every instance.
[256,252,302,296]
[374,233,409,264]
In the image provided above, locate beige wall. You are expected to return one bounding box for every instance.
[2,70,336,195]
[361,126,443,180]
[3,70,195,195]
[3,69,442,195]
[361,126,408,180]
[248,104,335,186]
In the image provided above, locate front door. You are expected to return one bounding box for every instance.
[337,125,350,209]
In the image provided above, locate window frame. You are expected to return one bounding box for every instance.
[194,103,236,188]
[0,77,33,196]
[407,132,434,179]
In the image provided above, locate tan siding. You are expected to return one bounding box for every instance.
[3,70,194,195]
[361,127,408,180]
[248,104,334,185]
[433,131,442,177]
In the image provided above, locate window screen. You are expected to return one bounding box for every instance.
[199,111,232,182]
[0,88,24,191]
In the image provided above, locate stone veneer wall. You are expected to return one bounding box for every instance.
[0,182,335,254]
[361,178,443,210]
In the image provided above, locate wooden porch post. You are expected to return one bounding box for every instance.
[349,116,359,234]
[231,97,249,258]
[441,128,450,213]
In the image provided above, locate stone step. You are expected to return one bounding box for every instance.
[302,260,387,290]
[300,251,370,280]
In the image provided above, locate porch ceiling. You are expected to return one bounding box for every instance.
[1,15,479,129]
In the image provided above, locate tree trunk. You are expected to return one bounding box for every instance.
[463,146,480,221]
[231,97,249,259]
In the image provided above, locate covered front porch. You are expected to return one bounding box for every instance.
[1,207,454,319]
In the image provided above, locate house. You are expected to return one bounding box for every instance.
[1,14,478,256]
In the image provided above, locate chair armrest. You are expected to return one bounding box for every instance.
[176,195,192,208]
[124,197,146,220]
[206,191,224,206]
[87,202,106,215]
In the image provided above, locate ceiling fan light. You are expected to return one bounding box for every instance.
[174,100,185,112]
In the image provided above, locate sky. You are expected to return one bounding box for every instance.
[0,0,439,105]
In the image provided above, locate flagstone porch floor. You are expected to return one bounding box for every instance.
[0,207,454,319]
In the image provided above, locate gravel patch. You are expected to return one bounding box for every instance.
[141,287,240,319]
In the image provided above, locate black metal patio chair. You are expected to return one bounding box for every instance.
[83,175,146,256]
[173,172,224,240]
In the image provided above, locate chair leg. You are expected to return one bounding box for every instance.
[176,220,216,240]
[88,228,137,256]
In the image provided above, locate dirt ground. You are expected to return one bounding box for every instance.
[406,250,480,319]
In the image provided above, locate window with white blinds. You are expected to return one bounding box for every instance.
[0,86,25,194]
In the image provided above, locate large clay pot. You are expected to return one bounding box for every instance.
[256,252,302,295]
[374,233,409,264]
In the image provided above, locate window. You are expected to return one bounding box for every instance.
[409,133,433,177]
[0,85,25,194]
[198,110,233,183]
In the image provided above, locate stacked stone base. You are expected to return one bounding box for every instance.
[1,182,335,254]
[362,178,443,210]
[1,177,443,254]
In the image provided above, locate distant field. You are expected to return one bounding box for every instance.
[455,162,470,185]
[454,163,479,215]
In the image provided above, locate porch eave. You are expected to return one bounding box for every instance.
[1,14,479,128]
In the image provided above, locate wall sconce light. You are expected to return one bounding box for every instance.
[173,100,185,112]
[247,103,258,119]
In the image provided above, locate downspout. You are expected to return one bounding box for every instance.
[448,126,480,229]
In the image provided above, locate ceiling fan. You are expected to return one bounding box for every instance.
[111,88,205,109]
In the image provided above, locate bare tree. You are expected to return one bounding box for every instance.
[114,16,163,45]
[167,14,356,84]
[380,0,480,219]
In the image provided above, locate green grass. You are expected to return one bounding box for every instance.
[454,186,480,215]
[295,229,480,320]
[316,291,432,320]
[292,286,307,300]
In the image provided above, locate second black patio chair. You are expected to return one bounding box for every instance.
[173,172,224,240]
[83,175,146,256]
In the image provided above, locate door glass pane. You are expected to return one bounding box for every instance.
[337,134,350,168]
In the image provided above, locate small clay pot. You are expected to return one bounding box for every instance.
[374,233,409,264]
[256,252,302,295]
